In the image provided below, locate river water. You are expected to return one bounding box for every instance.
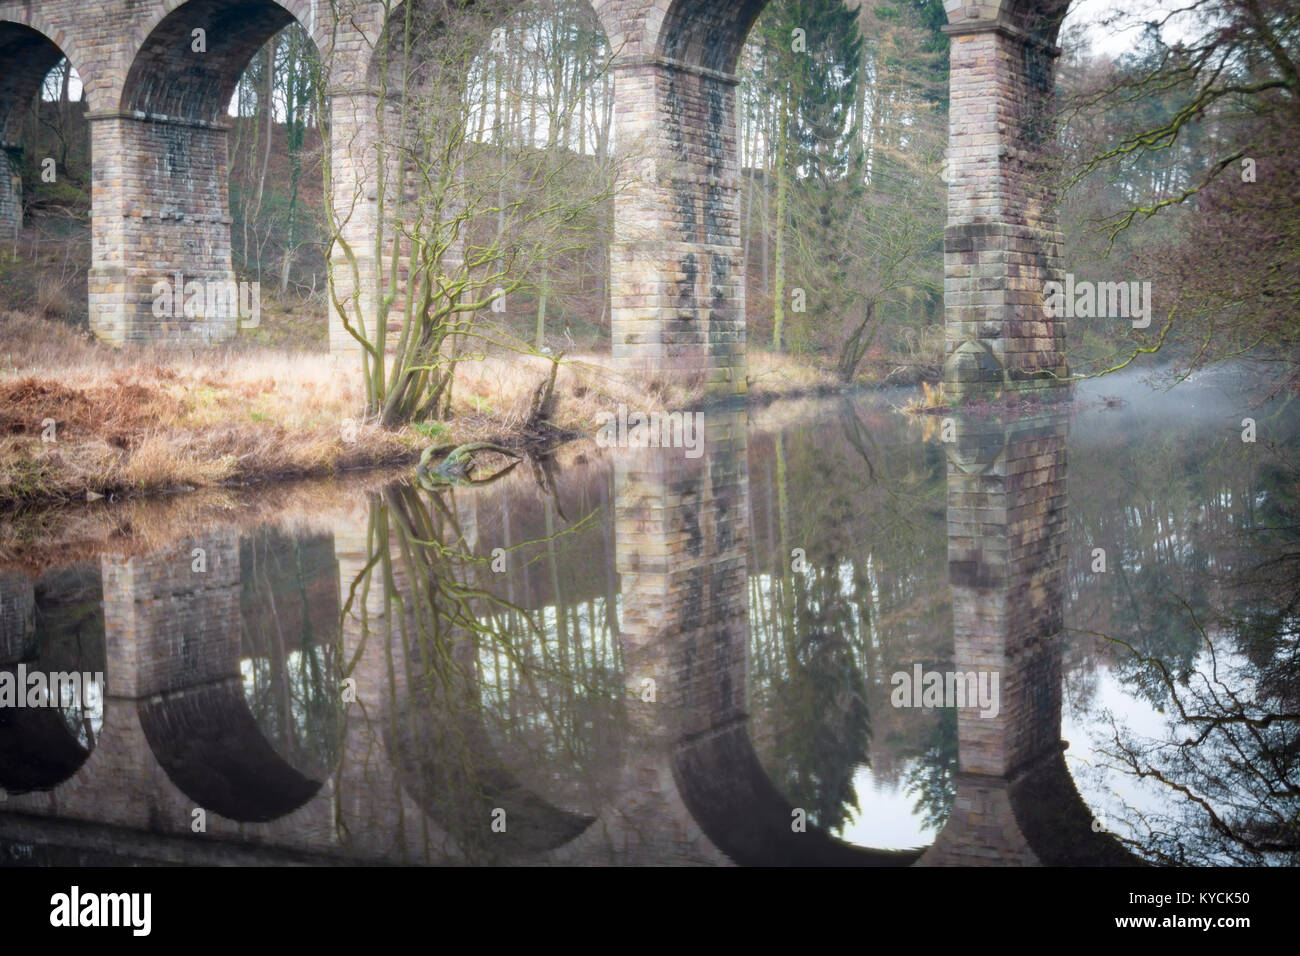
[0,369,1295,865]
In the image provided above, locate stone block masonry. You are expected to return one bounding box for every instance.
[100,532,241,700]
[1,0,1069,397]
[942,9,1070,397]
[88,112,237,346]
[608,60,746,397]
[0,146,20,240]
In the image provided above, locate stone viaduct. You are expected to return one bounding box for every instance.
[0,397,1135,865]
[0,0,1070,396]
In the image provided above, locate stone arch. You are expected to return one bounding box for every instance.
[383,692,600,861]
[916,748,1140,865]
[1010,747,1140,865]
[606,415,924,864]
[342,481,607,860]
[90,0,327,347]
[330,0,616,358]
[376,615,605,861]
[660,537,926,864]
[0,18,91,238]
[0,704,99,795]
[119,0,327,126]
[655,0,764,75]
[673,724,926,866]
[99,533,339,823]
[945,0,1072,36]
[0,17,90,141]
[370,0,611,73]
[585,0,1077,397]
[644,0,1075,60]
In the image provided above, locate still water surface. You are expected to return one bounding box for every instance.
[1,370,1295,865]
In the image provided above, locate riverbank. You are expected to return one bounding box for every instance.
[0,310,925,510]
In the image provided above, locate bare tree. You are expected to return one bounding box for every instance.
[323,0,619,426]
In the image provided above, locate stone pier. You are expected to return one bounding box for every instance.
[1,0,1072,388]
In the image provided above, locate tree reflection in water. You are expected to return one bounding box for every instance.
[746,400,957,838]
[1081,450,1300,865]
[240,528,342,787]
[341,473,622,862]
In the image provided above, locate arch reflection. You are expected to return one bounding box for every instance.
[0,564,105,794]
[100,530,339,824]
[611,408,920,864]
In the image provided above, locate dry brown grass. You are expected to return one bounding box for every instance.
[0,441,612,574]
[35,275,75,321]
[0,310,853,509]
[1,311,416,506]
[745,350,842,398]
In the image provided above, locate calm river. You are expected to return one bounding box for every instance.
[1,369,1295,865]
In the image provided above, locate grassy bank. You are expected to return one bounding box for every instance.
[0,311,896,510]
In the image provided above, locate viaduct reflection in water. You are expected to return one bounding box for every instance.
[0,397,1139,864]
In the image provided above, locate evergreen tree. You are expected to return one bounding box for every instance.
[755,0,865,351]
[785,0,865,188]
[878,0,950,110]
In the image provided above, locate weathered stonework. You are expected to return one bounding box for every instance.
[941,2,1071,397]
[3,0,1069,392]
[919,396,1133,866]
[607,60,746,397]
[0,144,21,239]
[87,112,240,346]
